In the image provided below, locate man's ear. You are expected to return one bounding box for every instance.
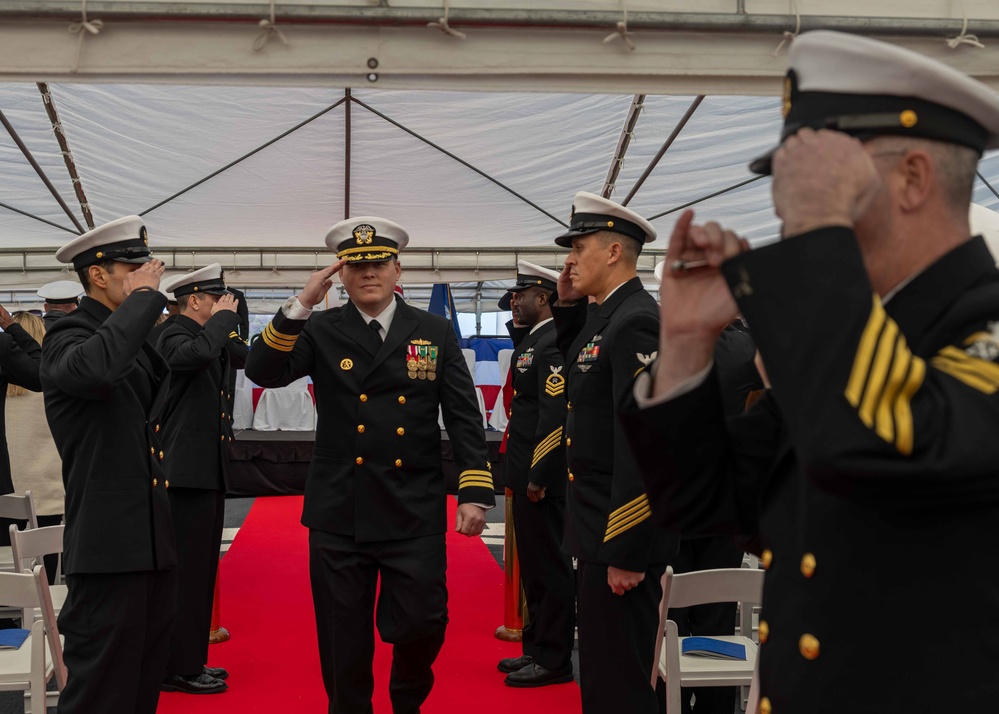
[606,240,624,265]
[87,264,108,289]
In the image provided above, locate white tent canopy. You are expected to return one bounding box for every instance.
[2,1,999,308]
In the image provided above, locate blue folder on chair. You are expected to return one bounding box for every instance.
[681,637,747,660]
[0,629,30,650]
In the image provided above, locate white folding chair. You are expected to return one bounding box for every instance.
[0,565,65,712]
[10,525,67,621]
[0,491,38,574]
[653,566,765,714]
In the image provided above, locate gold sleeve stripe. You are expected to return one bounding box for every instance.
[845,295,887,407]
[229,331,240,339]
[607,494,650,528]
[263,323,297,346]
[262,325,296,352]
[459,469,492,479]
[604,506,652,542]
[459,478,494,489]
[858,318,898,428]
[530,427,563,466]
[894,357,924,456]
[931,348,999,397]
[544,384,565,397]
[844,296,925,455]
[874,335,911,443]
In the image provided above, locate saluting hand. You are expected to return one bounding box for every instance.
[212,294,239,315]
[771,128,883,238]
[0,304,13,330]
[455,503,486,538]
[122,259,165,296]
[299,260,348,310]
[556,263,584,306]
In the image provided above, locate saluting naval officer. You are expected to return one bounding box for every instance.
[624,31,999,713]
[36,280,82,330]
[245,217,494,714]
[549,193,676,713]
[495,261,575,688]
[157,264,248,695]
[41,215,176,714]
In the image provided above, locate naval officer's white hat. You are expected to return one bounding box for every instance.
[751,30,999,174]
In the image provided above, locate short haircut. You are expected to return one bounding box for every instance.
[177,294,193,311]
[595,230,642,263]
[874,136,978,215]
[76,259,118,294]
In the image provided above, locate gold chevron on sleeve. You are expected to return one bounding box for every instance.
[262,323,297,352]
[844,296,925,455]
[459,469,494,490]
[545,373,566,397]
[931,346,999,394]
[531,426,563,467]
[604,494,652,542]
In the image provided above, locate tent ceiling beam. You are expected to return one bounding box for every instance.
[4,6,999,37]
[978,172,999,202]
[37,82,95,230]
[6,9,999,92]
[0,108,85,233]
[351,96,568,228]
[623,94,704,206]
[603,94,644,201]
[139,95,347,217]
[649,174,767,221]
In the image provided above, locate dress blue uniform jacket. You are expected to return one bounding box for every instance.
[157,312,248,491]
[41,293,175,575]
[245,296,493,541]
[504,320,567,496]
[623,229,999,713]
[552,277,677,571]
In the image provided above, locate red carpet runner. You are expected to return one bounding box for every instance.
[158,495,580,713]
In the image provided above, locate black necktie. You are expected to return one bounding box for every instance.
[369,319,383,345]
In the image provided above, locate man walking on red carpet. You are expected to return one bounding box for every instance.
[246,217,494,714]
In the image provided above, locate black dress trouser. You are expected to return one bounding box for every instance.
[165,487,226,677]
[309,529,448,714]
[58,568,177,714]
[576,559,666,714]
[511,494,575,670]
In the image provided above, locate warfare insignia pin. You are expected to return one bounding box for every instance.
[591,334,602,342]
[352,224,375,245]
[411,339,432,346]
[340,358,354,371]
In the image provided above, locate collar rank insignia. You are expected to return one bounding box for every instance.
[411,338,432,346]
[545,366,566,397]
[516,350,535,373]
[636,351,657,367]
[963,322,999,362]
[353,224,375,245]
[406,345,438,380]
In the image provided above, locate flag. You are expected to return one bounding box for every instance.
[428,283,462,339]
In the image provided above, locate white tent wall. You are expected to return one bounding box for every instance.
[2,1,999,305]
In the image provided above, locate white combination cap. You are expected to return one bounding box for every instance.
[554,192,657,247]
[326,217,409,263]
[54,215,152,271]
[161,263,229,298]
[751,30,999,174]
[509,260,560,293]
[37,280,83,304]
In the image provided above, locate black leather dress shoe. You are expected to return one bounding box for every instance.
[497,654,533,674]
[204,665,229,680]
[161,673,229,694]
[504,663,574,688]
